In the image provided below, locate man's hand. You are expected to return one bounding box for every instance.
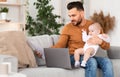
[34,50,42,58]
[87,35,103,45]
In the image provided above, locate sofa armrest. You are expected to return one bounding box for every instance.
[107,46,120,59]
[0,54,18,72]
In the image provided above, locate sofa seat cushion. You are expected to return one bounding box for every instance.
[19,66,105,77]
[19,66,85,77]
[111,59,120,77]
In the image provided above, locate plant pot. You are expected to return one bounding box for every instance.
[1,12,7,20]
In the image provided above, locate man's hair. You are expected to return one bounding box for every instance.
[67,1,84,11]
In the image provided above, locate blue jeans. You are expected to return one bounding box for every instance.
[70,55,114,77]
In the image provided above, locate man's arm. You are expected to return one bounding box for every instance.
[100,40,110,50]
[52,25,70,48]
[52,34,69,48]
[87,35,110,50]
[99,34,110,43]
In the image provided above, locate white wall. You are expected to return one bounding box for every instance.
[88,0,120,46]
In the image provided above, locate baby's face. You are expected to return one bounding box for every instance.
[88,24,100,36]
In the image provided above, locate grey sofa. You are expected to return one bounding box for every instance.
[0,34,120,77]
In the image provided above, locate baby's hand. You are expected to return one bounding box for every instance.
[101,34,110,42]
[102,34,108,38]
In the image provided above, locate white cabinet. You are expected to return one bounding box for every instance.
[0,0,26,31]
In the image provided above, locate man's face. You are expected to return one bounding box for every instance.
[68,8,83,26]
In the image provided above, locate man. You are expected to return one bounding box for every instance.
[52,1,114,77]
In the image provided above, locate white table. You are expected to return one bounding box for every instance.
[0,72,26,77]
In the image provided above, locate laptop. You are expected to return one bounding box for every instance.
[44,48,73,69]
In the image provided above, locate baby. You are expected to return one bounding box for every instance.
[74,22,110,68]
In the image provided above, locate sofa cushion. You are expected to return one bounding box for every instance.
[107,46,120,59]
[27,35,53,66]
[0,31,37,68]
[27,37,45,59]
[50,35,60,45]
[27,35,53,48]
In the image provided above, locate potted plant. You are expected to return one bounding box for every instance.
[0,7,9,20]
[26,0,64,36]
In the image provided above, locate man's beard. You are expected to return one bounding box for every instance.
[72,19,82,26]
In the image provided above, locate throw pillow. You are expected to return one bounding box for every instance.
[27,35,53,66]
[0,31,37,68]
[50,35,60,45]
[27,37,45,59]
